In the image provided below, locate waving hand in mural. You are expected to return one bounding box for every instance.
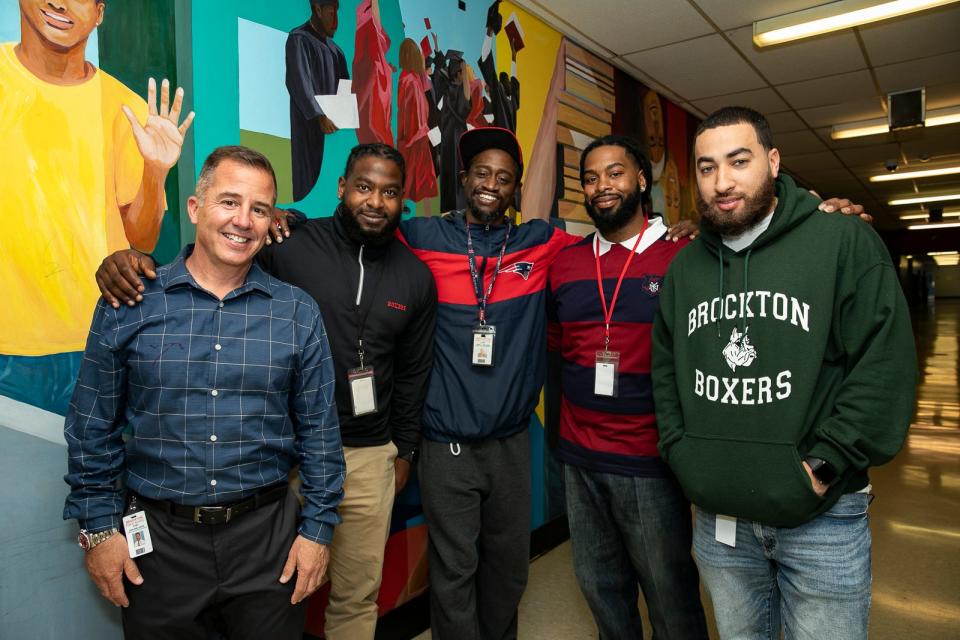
[118,78,195,253]
[121,77,195,170]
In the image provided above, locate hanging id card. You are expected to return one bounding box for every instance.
[348,367,378,416]
[123,510,154,558]
[594,350,620,397]
[472,325,496,367]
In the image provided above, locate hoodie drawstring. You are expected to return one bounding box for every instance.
[716,244,753,338]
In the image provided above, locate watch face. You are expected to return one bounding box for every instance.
[77,531,91,551]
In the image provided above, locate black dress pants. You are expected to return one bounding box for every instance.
[121,488,306,640]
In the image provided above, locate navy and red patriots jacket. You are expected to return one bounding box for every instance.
[398,211,578,443]
[547,218,689,476]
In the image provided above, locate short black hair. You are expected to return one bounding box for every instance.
[343,143,406,185]
[196,145,278,204]
[696,106,774,150]
[579,135,652,205]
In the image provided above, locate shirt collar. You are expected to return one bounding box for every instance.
[593,215,667,257]
[165,244,273,298]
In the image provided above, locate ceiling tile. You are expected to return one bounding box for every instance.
[766,110,807,133]
[834,143,902,167]
[725,25,866,85]
[875,51,960,95]
[779,150,845,173]
[921,81,960,110]
[797,98,886,128]
[624,34,765,101]
[775,129,828,155]
[691,87,789,114]
[777,70,878,110]
[693,0,825,31]
[858,4,960,67]
[540,0,713,55]
[900,127,960,159]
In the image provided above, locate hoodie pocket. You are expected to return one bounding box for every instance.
[669,434,823,528]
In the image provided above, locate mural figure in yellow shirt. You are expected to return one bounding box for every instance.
[0,0,193,413]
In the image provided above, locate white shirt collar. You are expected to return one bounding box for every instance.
[594,216,667,257]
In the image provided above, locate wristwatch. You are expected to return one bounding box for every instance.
[398,449,419,466]
[803,457,838,487]
[77,528,119,552]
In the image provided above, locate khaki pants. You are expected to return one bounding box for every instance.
[324,442,398,640]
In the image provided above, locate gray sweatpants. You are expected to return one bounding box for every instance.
[419,429,532,640]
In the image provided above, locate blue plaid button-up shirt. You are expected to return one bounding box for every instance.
[63,246,344,543]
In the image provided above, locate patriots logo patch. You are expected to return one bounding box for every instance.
[640,275,663,297]
[499,261,534,280]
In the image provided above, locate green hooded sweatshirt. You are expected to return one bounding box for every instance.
[652,173,917,528]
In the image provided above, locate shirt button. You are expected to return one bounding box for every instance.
[214,343,222,351]
[210,479,217,486]
[210,434,218,442]
[218,302,224,308]
[211,389,219,397]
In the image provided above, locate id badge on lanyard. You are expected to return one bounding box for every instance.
[122,495,154,558]
[348,366,378,416]
[593,222,645,397]
[472,324,496,367]
[594,350,620,397]
[466,219,510,368]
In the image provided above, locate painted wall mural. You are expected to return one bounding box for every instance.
[1,2,700,638]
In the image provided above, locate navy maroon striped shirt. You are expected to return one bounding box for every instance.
[547,217,689,476]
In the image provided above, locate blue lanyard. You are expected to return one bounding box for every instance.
[465,218,511,326]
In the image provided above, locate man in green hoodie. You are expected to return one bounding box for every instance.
[652,106,916,640]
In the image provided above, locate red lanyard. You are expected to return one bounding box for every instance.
[594,217,647,350]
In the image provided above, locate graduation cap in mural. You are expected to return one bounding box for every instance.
[444,49,465,74]
[420,36,432,59]
[504,13,525,52]
[486,0,503,35]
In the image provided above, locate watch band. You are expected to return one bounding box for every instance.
[804,456,838,487]
[78,528,119,552]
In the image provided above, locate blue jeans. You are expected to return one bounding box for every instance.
[564,464,708,640]
[694,493,873,640]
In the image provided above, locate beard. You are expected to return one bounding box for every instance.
[337,202,400,246]
[466,199,508,225]
[585,187,644,237]
[698,176,776,237]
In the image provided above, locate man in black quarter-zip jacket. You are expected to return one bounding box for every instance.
[95,143,437,640]
[256,143,437,639]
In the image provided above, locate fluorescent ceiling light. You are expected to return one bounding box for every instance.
[871,165,960,182]
[908,221,960,229]
[932,254,960,265]
[899,211,960,220]
[831,106,960,140]
[928,251,959,256]
[754,0,960,47]
[889,193,960,206]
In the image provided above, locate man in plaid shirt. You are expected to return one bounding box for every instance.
[63,146,345,640]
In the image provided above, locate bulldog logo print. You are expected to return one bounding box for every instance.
[722,326,757,371]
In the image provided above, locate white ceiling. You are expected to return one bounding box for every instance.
[513,0,960,228]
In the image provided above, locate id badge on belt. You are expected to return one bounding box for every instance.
[594,350,620,397]
[348,366,378,416]
[472,325,496,367]
[122,495,154,558]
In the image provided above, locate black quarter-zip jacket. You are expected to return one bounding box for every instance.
[257,207,437,457]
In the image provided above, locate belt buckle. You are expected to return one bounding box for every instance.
[193,506,232,524]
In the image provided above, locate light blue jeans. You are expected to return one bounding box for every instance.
[694,492,872,640]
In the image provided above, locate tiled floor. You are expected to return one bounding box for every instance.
[414,300,960,639]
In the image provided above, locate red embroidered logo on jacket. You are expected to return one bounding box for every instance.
[387,301,407,311]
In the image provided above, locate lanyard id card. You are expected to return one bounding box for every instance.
[122,496,153,558]
[348,366,378,416]
[472,325,496,367]
[594,350,620,397]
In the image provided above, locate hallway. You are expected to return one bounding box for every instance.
[414,300,960,639]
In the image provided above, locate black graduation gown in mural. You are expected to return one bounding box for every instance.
[478,51,520,133]
[285,21,349,201]
[431,51,470,213]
